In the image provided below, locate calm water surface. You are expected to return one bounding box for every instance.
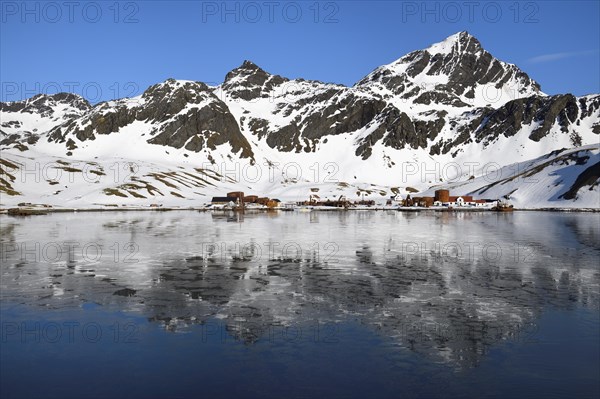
[1,211,599,398]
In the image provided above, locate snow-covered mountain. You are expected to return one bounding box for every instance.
[356,31,542,108]
[1,32,599,209]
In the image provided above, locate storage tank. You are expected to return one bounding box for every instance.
[227,191,245,199]
[435,189,450,203]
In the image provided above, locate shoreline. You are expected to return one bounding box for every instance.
[1,206,599,215]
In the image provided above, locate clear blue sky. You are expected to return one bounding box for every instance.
[1,0,599,103]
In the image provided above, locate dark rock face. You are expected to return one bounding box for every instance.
[246,117,270,139]
[258,86,388,152]
[50,80,220,140]
[413,90,469,107]
[0,133,20,146]
[0,93,91,116]
[354,108,449,160]
[0,93,91,149]
[356,31,541,107]
[45,80,254,159]
[301,95,387,139]
[473,94,587,143]
[266,123,303,152]
[414,111,447,142]
[424,94,600,157]
[426,33,540,98]
[559,161,600,200]
[578,96,600,119]
[149,102,252,158]
[355,106,419,159]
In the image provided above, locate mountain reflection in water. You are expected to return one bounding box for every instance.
[1,210,599,373]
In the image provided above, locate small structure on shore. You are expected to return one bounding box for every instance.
[301,195,353,208]
[398,190,495,208]
[227,192,245,207]
[409,196,434,207]
[435,190,450,203]
[432,190,495,207]
[211,196,240,205]
[492,199,514,212]
[243,195,258,203]
[211,192,280,209]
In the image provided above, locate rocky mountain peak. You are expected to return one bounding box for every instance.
[224,60,269,83]
[141,79,211,103]
[222,60,288,101]
[424,31,482,56]
[240,59,262,70]
[0,92,91,115]
[357,31,542,108]
[47,92,91,108]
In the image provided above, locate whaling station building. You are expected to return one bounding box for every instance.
[211,192,280,208]
[407,190,493,208]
